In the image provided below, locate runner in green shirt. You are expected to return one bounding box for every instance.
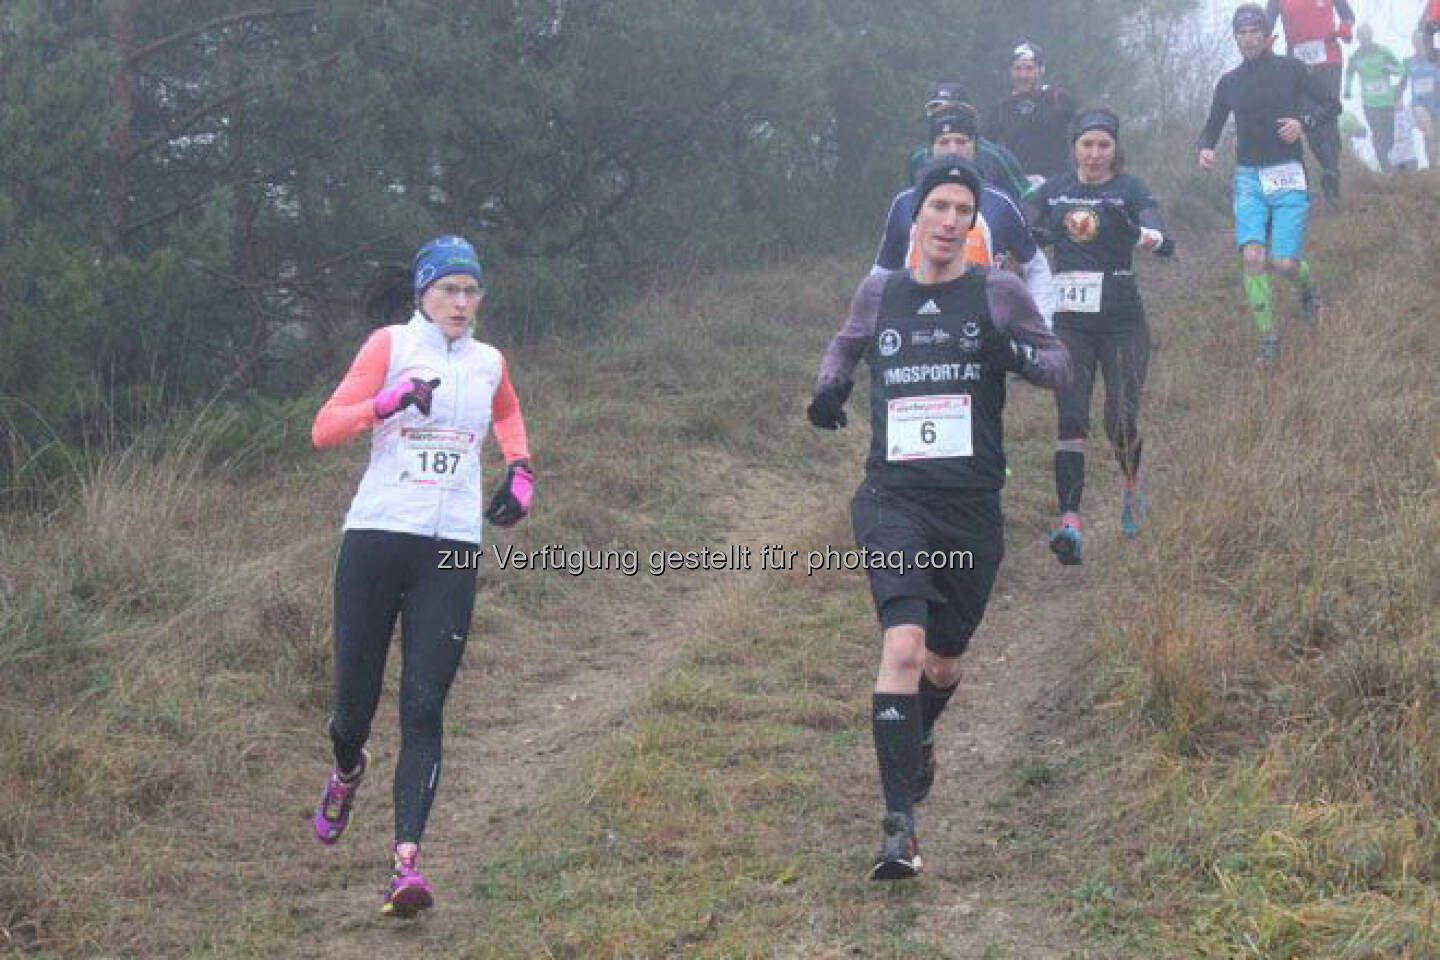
[1344,23,1403,170]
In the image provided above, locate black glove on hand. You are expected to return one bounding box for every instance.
[1100,201,1141,246]
[484,462,533,527]
[806,380,853,430]
[374,377,441,419]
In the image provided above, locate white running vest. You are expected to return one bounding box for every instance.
[343,312,505,543]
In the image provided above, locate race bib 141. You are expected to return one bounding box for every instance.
[1054,271,1104,313]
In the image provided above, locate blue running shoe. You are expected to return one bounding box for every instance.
[1049,513,1082,566]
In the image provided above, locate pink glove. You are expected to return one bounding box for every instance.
[374,377,440,419]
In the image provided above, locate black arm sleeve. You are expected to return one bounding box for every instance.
[1022,189,1052,247]
[1198,80,1231,150]
[1335,0,1355,24]
[1299,61,1343,127]
[1138,208,1176,258]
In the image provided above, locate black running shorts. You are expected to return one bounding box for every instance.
[849,482,1004,657]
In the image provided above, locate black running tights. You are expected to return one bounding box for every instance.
[328,529,478,844]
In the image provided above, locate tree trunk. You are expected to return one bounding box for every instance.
[103,0,137,256]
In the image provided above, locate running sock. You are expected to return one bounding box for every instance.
[1295,259,1314,296]
[1244,273,1274,334]
[1116,439,1143,484]
[872,693,922,818]
[1055,450,1085,514]
[918,673,958,742]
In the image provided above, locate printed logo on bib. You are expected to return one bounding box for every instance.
[887,395,973,461]
[1054,271,1104,313]
[1364,77,1391,97]
[1292,40,1327,65]
[398,427,479,491]
[1259,161,1307,195]
[878,329,903,357]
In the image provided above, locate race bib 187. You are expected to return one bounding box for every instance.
[887,395,973,461]
[398,427,479,491]
[1259,161,1307,195]
[1364,77,1392,97]
[1054,271,1104,313]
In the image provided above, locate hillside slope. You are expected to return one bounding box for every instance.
[2,172,1434,958]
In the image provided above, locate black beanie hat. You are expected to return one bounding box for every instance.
[912,156,983,227]
[929,105,979,144]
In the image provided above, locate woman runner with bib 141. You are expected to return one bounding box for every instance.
[310,235,534,918]
[1025,107,1174,563]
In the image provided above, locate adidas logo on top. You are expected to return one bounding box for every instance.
[917,300,941,316]
[875,706,905,721]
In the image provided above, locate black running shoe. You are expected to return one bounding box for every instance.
[912,738,937,804]
[869,812,923,881]
[1321,170,1340,208]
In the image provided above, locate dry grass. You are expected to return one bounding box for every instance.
[2,168,1435,956]
[1082,172,1438,956]
[0,254,864,955]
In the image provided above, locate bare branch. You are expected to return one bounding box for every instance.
[125,5,317,66]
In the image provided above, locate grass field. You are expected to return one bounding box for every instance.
[1,169,1434,958]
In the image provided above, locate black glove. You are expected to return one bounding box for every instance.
[806,380,852,430]
[375,377,441,419]
[1099,201,1141,246]
[484,462,533,527]
[1006,338,1038,375]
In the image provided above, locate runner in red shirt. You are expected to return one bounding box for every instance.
[1267,1,1356,203]
[1423,1,1440,61]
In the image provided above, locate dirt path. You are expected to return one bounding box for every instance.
[286,450,848,955]
[907,512,1111,957]
[280,260,1197,956]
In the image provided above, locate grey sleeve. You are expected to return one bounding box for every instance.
[816,271,885,390]
[985,269,1069,389]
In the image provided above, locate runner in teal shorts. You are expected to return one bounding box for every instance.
[1198,5,1341,367]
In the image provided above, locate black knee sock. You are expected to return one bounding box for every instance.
[872,693,922,818]
[1056,450,1085,514]
[1115,438,1143,482]
[918,673,958,742]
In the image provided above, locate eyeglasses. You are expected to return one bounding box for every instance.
[433,282,484,301]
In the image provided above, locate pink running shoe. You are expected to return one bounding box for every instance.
[381,842,435,918]
[312,748,369,845]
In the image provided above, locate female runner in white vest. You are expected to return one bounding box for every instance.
[309,235,533,918]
